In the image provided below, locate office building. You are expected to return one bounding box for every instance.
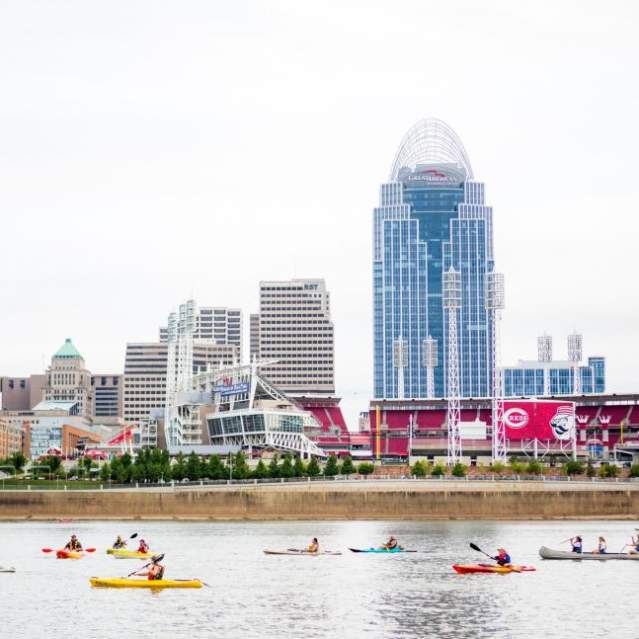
[159,303,242,360]
[91,374,123,426]
[0,414,22,458]
[0,375,46,411]
[256,279,335,395]
[43,339,93,418]
[373,118,496,399]
[250,313,260,361]
[123,341,239,426]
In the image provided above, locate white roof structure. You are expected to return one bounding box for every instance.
[389,118,474,181]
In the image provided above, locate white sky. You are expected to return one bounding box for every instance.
[1,0,638,427]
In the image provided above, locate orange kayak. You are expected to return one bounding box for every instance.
[56,549,83,559]
[452,563,536,574]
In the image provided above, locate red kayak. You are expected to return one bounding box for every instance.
[56,549,83,559]
[452,563,536,574]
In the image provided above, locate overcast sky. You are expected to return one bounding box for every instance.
[1,0,638,426]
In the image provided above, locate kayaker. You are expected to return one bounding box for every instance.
[112,535,126,549]
[493,548,512,566]
[628,535,639,554]
[64,535,83,551]
[135,555,165,581]
[593,536,607,554]
[307,538,319,554]
[381,536,399,550]
[570,536,583,554]
[137,539,149,553]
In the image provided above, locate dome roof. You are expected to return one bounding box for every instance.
[53,338,82,359]
[389,118,473,181]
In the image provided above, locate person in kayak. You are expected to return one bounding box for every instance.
[593,536,607,554]
[112,535,126,549]
[570,536,583,554]
[381,536,399,550]
[64,535,83,551]
[493,548,512,566]
[628,534,639,554]
[135,555,165,581]
[137,539,149,553]
[307,538,319,554]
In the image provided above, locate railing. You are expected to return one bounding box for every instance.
[0,474,638,491]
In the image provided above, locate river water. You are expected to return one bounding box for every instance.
[1,519,637,638]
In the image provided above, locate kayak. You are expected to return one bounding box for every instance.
[56,550,83,559]
[110,549,155,559]
[263,549,342,556]
[90,577,202,589]
[0,567,16,573]
[539,546,639,560]
[453,563,536,574]
[349,547,415,554]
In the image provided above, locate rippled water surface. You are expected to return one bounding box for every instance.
[1,520,638,638]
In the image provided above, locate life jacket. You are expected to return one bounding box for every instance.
[149,565,165,581]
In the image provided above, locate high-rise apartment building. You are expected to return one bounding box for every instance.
[123,341,238,425]
[373,118,496,399]
[43,339,93,418]
[159,304,242,361]
[257,279,335,395]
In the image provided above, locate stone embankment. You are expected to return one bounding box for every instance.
[1,480,638,520]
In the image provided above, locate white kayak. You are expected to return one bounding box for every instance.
[539,546,639,560]
[0,567,16,573]
[263,549,342,556]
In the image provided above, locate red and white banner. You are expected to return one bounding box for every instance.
[503,400,575,442]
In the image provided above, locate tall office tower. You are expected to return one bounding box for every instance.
[159,303,242,361]
[373,118,496,399]
[43,339,93,418]
[249,313,260,361]
[258,279,335,395]
[123,341,238,425]
[91,374,123,426]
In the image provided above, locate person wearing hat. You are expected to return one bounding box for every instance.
[493,548,512,566]
[135,555,165,581]
[64,534,83,551]
[381,536,399,550]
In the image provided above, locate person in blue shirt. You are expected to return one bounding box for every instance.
[627,535,639,554]
[570,536,583,553]
[493,548,512,566]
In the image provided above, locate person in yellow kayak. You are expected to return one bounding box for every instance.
[381,536,399,550]
[64,534,83,551]
[137,538,149,553]
[307,538,319,553]
[493,548,512,566]
[112,535,127,549]
[135,555,165,581]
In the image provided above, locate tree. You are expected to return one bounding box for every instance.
[45,455,62,474]
[508,456,524,474]
[252,459,269,479]
[629,463,639,478]
[120,452,132,468]
[451,462,467,477]
[411,460,428,477]
[172,452,187,481]
[586,459,597,477]
[564,460,584,476]
[279,453,294,478]
[9,452,27,474]
[82,456,94,477]
[232,451,251,480]
[268,454,280,478]
[207,455,227,480]
[340,455,356,475]
[186,452,201,481]
[99,463,111,482]
[431,463,446,477]
[526,460,543,475]
[323,454,339,477]
[357,462,375,476]
[490,461,505,474]
[293,457,306,477]
[600,463,620,478]
[306,457,321,477]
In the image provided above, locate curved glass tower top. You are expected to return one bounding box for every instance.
[389,118,474,181]
[373,118,495,400]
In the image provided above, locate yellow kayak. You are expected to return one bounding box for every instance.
[110,549,155,559]
[90,577,203,589]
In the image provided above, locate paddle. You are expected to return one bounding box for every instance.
[126,553,165,578]
[42,547,95,553]
[470,543,520,572]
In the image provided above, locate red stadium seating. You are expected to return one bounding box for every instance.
[384,411,411,429]
[628,406,639,425]
[598,406,631,426]
[415,410,446,428]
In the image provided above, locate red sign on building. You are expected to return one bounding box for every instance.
[503,400,575,441]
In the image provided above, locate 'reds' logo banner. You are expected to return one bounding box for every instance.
[502,400,575,441]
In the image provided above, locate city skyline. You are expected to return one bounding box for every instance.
[1,2,638,429]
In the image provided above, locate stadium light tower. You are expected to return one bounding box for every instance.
[568,331,583,395]
[393,336,407,399]
[443,268,462,465]
[538,333,552,396]
[486,272,506,462]
[422,336,438,399]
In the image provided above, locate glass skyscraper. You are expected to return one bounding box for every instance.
[373,118,495,399]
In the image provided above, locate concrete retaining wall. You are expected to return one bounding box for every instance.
[1,482,639,520]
